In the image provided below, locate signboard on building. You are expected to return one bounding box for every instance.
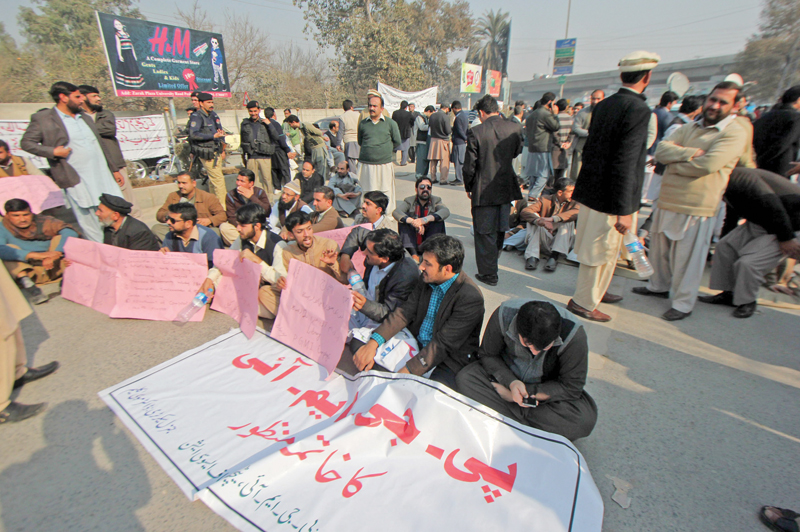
[96,12,231,98]
[553,38,576,76]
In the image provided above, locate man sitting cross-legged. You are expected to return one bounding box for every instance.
[280,211,343,283]
[393,176,450,260]
[518,177,580,272]
[352,235,485,389]
[0,198,79,304]
[160,203,224,268]
[95,193,160,251]
[456,299,598,441]
[200,203,287,320]
[219,168,272,246]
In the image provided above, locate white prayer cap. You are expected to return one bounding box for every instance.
[283,179,302,195]
[618,51,661,73]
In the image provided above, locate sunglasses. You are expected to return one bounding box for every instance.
[418,184,432,190]
[167,217,183,224]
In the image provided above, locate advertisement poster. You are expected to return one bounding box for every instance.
[486,70,502,97]
[460,63,482,94]
[96,12,231,98]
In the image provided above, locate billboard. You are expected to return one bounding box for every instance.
[486,70,502,97]
[96,12,231,98]
[553,38,576,76]
[460,63,483,94]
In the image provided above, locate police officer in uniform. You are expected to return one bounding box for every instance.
[240,101,277,197]
[188,92,226,204]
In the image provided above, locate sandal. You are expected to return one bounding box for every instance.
[760,506,800,532]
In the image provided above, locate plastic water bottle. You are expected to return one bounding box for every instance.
[623,232,654,278]
[348,269,367,316]
[175,291,211,323]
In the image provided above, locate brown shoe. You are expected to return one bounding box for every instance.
[601,292,623,304]
[567,299,612,322]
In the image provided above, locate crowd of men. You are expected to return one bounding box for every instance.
[2,59,800,464]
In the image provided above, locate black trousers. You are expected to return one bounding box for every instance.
[409,146,416,163]
[455,361,598,441]
[472,204,510,279]
[398,220,446,256]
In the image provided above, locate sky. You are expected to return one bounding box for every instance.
[5,0,764,82]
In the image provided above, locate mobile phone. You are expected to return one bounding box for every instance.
[521,396,538,408]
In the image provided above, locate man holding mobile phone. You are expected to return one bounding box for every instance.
[456,299,597,442]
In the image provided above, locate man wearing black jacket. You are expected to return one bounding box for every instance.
[457,299,597,441]
[96,194,160,251]
[753,86,800,177]
[391,100,414,166]
[241,101,278,196]
[567,51,660,322]
[350,229,419,328]
[700,168,800,318]
[463,94,524,286]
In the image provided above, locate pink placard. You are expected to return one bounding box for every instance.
[210,249,261,339]
[0,175,65,214]
[62,238,209,321]
[270,260,351,377]
[319,224,371,275]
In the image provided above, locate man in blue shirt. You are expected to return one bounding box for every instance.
[0,198,80,304]
[160,203,223,268]
[352,235,484,389]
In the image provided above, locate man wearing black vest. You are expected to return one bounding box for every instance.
[567,50,660,322]
[201,203,287,320]
[240,101,277,197]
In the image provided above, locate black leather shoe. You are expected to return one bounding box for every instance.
[22,285,48,305]
[733,301,757,318]
[0,402,47,425]
[698,291,735,306]
[525,257,539,270]
[475,274,498,286]
[13,361,60,389]
[662,308,691,321]
[544,257,558,272]
[632,287,669,299]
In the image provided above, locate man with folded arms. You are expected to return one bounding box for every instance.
[0,198,79,304]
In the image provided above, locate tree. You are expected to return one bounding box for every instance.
[294,0,473,95]
[465,9,509,94]
[736,0,800,101]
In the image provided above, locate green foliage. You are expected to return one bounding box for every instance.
[736,0,800,101]
[294,0,473,96]
[465,9,510,76]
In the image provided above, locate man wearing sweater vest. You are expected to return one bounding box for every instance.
[357,91,402,214]
[633,82,748,321]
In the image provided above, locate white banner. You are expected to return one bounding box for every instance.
[377,83,439,114]
[99,330,603,532]
[0,115,169,168]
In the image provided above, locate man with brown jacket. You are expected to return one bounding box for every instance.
[520,178,579,272]
[153,173,226,241]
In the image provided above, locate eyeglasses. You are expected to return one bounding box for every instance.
[418,184,432,190]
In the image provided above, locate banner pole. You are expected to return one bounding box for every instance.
[168,97,178,132]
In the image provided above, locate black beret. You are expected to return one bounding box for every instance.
[99,193,132,215]
[197,93,213,102]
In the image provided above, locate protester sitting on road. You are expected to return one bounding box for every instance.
[160,203,224,268]
[0,198,79,304]
[456,299,598,442]
[219,168,272,245]
[294,161,325,205]
[95,193,160,251]
[269,179,314,239]
[310,186,344,234]
[518,178,580,272]
[0,139,45,177]
[327,161,362,217]
[393,177,450,260]
[352,235,485,389]
[153,173,226,242]
[279,211,342,284]
[0,264,60,425]
[349,229,420,331]
[501,177,529,252]
[339,191,397,273]
[201,203,287,320]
